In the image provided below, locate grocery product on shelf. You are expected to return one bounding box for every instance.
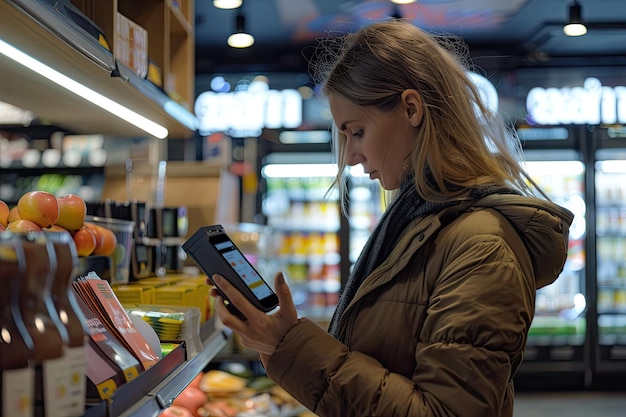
[72,272,160,370]
[16,232,73,417]
[47,232,88,416]
[0,234,35,417]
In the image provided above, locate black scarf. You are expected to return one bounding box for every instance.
[327,173,517,338]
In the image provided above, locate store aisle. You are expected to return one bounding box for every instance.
[514,391,626,417]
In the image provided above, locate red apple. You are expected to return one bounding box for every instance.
[8,206,20,223]
[188,372,204,391]
[17,191,59,228]
[43,224,71,235]
[56,194,86,231]
[0,200,9,227]
[172,386,206,417]
[72,225,97,257]
[6,219,43,233]
[84,222,117,257]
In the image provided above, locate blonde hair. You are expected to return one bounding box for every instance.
[311,20,535,210]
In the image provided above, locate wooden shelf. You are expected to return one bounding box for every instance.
[0,0,196,139]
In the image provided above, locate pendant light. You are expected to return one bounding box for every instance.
[563,1,587,36]
[213,0,242,9]
[228,10,254,48]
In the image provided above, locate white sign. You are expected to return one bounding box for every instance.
[194,80,302,137]
[526,77,626,125]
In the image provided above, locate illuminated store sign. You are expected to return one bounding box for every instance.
[194,73,497,137]
[195,79,302,137]
[526,77,626,126]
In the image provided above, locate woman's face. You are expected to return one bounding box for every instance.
[328,92,418,190]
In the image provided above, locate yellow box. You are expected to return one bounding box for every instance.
[112,284,154,305]
[139,276,183,287]
[126,283,156,304]
[154,286,195,308]
[172,281,208,322]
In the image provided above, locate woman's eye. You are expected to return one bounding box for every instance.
[352,130,363,138]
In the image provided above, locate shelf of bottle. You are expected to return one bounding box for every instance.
[599,309,626,315]
[522,344,585,364]
[526,334,586,347]
[277,253,341,266]
[268,224,340,233]
[598,334,626,346]
[0,160,108,173]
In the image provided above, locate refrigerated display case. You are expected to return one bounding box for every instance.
[592,126,626,382]
[260,151,342,320]
[514,127,590,388]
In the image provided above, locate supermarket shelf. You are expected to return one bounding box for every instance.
[84,317,228,417]
[0,0,197,139]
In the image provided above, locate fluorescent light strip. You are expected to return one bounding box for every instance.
[262,163,338,178]
[524,160,585,176]
[596,160,626,174]
[0,38,168,139]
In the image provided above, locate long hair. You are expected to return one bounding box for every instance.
[310,20,536,212]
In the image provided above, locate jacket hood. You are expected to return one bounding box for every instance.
[473,194,574,289]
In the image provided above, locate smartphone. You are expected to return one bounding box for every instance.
[182,225,279,319]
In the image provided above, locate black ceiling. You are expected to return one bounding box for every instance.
[194,0,626,75]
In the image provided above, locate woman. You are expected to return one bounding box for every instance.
[209,20,573,417]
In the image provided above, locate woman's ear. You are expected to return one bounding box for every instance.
[401,89,423,127]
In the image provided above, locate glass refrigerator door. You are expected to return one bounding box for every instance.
[523,153,587,362]
[595,154,626,364]
[261,152,341,320]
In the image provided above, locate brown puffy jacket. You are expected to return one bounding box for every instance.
[266,194,574,417]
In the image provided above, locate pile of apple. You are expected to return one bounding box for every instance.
[0,191,116,257]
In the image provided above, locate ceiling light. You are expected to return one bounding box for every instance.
[228,13,254,48]
[213,0,242,9]
[391,0,417,4]
[563,1,587,36]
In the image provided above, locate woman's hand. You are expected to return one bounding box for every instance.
[208,272,299,361]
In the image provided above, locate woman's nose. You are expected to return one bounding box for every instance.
[345,141,362,166]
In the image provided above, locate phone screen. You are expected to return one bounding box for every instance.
[210,235,275,302]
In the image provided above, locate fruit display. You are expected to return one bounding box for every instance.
[157,369,308,417]
[0,199,8,228]
[0,193,129,274]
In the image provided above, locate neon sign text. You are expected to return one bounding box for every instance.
[526,77,626,125]
[195,80,302,137]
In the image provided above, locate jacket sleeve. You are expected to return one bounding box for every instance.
[265,232,535,417]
